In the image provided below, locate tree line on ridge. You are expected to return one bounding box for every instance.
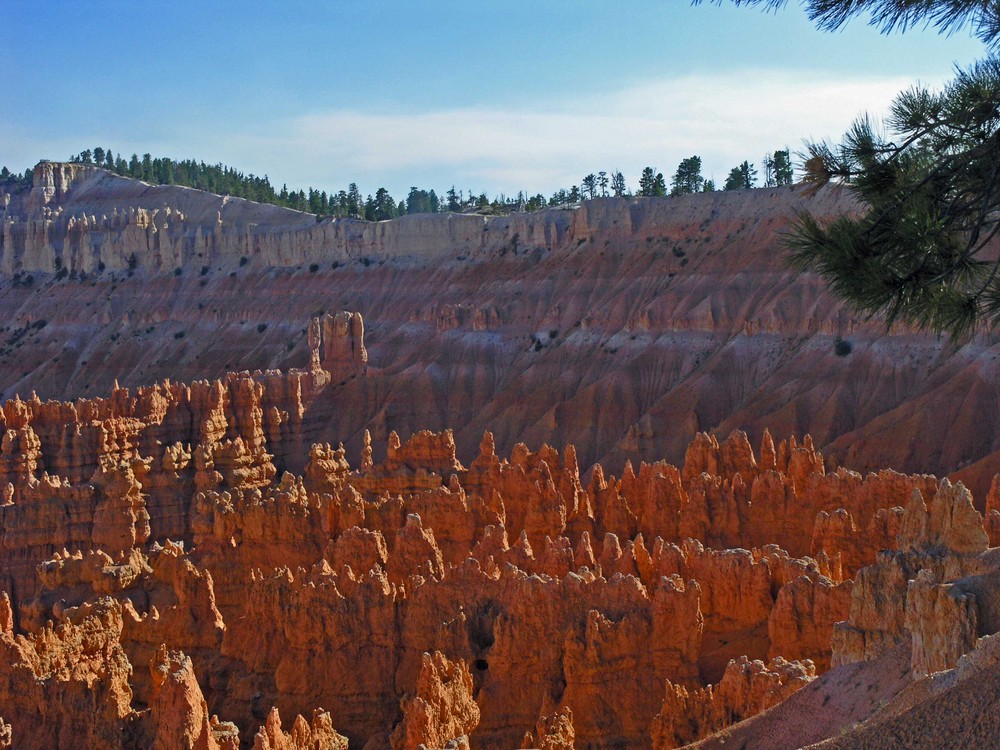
[0,146,795,220]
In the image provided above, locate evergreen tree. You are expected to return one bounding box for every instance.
[762,153,776,187]
[723,168,741,191]
[66,145,287,207]
[639,168,656,197]
[406,186,428,214]
[333,190,348,217]
[526,194,547,211]
[0,166,32,191]
[347,183,362,218]
[638,167,667,197]
[670,156,704,195]
[712,0,1000,337]
[787,57,1000,338]
[761,149,793,187]
[696,1,1000,46]
[610,170,628,197]
[773,149,794,185]
[703,179,716,192]
[723,161,757,190]
[49,139,713,225]
[372,187,396,220]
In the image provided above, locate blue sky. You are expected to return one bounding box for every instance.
[3,1,986,200]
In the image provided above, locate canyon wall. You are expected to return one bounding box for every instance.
[1,347,993,748]
[4,164,1000,502]
[4,166,1000,747]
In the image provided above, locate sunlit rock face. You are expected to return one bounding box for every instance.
[0,352,986,749]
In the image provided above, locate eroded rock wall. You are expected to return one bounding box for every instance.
[6,164,1000,503]
[0,355,990,748]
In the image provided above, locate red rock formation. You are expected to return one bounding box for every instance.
[0,342,995,748]
[149,645,239,750]
[0,593,12,633]
[303,441,351,495]
[0,600,135,750]
[354,429,466,497]
[3,164,985,748]
[251,708,348,750]
[832,479,990,678]
[8,165,1000,509]
[318,311,367,377]
[985,473,1000,546]
[650,655,816,749]
[390,651,479,750]
[520,707,576,750]
[904,568,979,680]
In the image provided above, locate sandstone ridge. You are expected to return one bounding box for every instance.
[3,164,1000,502]
[1,358,998,748]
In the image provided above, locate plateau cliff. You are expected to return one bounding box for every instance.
[4,163,1000,501]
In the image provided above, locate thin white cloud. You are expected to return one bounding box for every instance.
[4,69,945,198]
[251,69,937,195]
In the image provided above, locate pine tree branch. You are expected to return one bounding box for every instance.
[693,0,1000,46]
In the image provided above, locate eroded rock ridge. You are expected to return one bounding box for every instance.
[1,350,996,748]
[6,164,1000,502]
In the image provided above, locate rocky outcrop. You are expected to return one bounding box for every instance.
[832,479,992,681]
[0,361,330,600]
[9,166,1000,748]
[0,599,135,750]
[314,312,367,377]
[0,353,996,747]
[767,572,852,671]
[904,569,979,680]
[650,655,815,749]
[897,480,989,554]
[520,707,576,750]
[251,708,348,750]
[0,409,889,748]
[149,645,239,750]
[390,651,479,750]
